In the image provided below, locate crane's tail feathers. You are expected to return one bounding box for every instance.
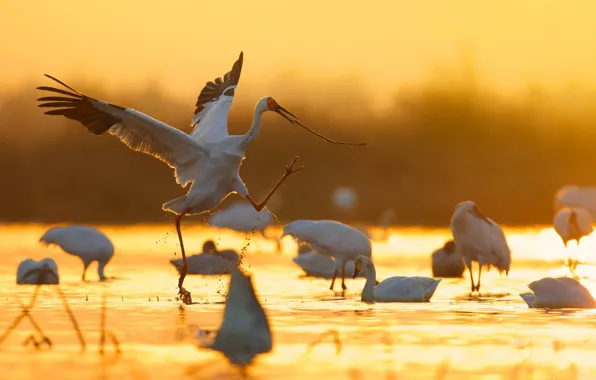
[162,196,189,215]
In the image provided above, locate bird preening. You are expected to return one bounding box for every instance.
[36,51,366,304]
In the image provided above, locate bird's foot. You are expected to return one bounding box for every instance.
[177,287,192,305]
[341,283,347,291]
[284,156,304,178]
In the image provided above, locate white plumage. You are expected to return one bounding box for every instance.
[17,258,59,285]
[292,251,361,279]
[450,201,511,293]
[170,240,239,275]
[37,52,361,303]
[553,207,593,247]
[39,225,113,281]
[520,277,596,309]
[282,220,371,291]
[197,268,272,371]
[208,202,281,252]
[554,185,596,219]
[352,256,441,303]
[431,240,465,278]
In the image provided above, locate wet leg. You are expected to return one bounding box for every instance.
[467,263,476,294]
[341,263,347,291]
[330,270,337,291]
[475,265,482,293]
[175,208,192,304]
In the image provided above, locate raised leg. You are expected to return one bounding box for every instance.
[341,262,347,290]
[246,156,303,212]
[175,208,192,305]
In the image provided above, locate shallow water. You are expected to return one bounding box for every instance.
[2,223,596,379]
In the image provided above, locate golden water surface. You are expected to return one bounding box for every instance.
[1,224,596,379]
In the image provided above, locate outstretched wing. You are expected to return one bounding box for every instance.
[190,52,243,143]
[37,75,208,187]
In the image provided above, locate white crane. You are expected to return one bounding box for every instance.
[553,207,593,277]
[520,277,596,309]
[554,185,596,219]
[450,201,511,294]
[39,226,114,281]
[282,220,371,292]
[352,256,441,302]
[17,258,60,285]
[208,202,281,252]
[196,268,271,374]
[37,52,364,304]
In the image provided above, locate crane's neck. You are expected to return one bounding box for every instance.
[240,107,265,150]
[361,262,377,303]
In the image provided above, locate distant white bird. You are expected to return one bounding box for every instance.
[17,258,59,285]
[554,185,596,219]
[292,252,362,279]
[431,240,465,278]
[196,268,272,373]
[553,207,593,276]
[208,202,281,252]
[38,53,363,303]
[520,277,596,309]
[282,220,371,292]
[170,240,239,275]
[450,201,511,293]
[352,256,441,303]
[332,186,357,211]
[39,226,114,281]
[553,207,593,247]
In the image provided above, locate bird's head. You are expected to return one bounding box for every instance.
[443,240,456,253]
[257,97,367,146]
[352,255,371,279]
[454,201,491,225]
[203,240,217,254]
[39,227,63,246]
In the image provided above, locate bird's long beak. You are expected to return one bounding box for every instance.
[352,262,361,279]
[274,104,367,146]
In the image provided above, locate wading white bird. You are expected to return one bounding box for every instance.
[553,207,593,247]
[450,201,511,294]
[170,240,239,275]
[519,277,596,309]
[431,240,465,278]
[208,202,281,252]
[196,268,271,373]
[553,207,593,276]
[39,226,114,281]
[292,251,361,279]
[17,258,59,285]
[37,52,364,303]
[554,185,596,219]
[352,255,441,302]
[282,220,371,292]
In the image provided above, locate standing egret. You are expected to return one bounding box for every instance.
[39,226,114,281]
[450,201,511,294]
[37,52,363,304]
[17,258,60,285]
[282,220,371,292]
[208,202,281,252]
[553,207,593,277]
